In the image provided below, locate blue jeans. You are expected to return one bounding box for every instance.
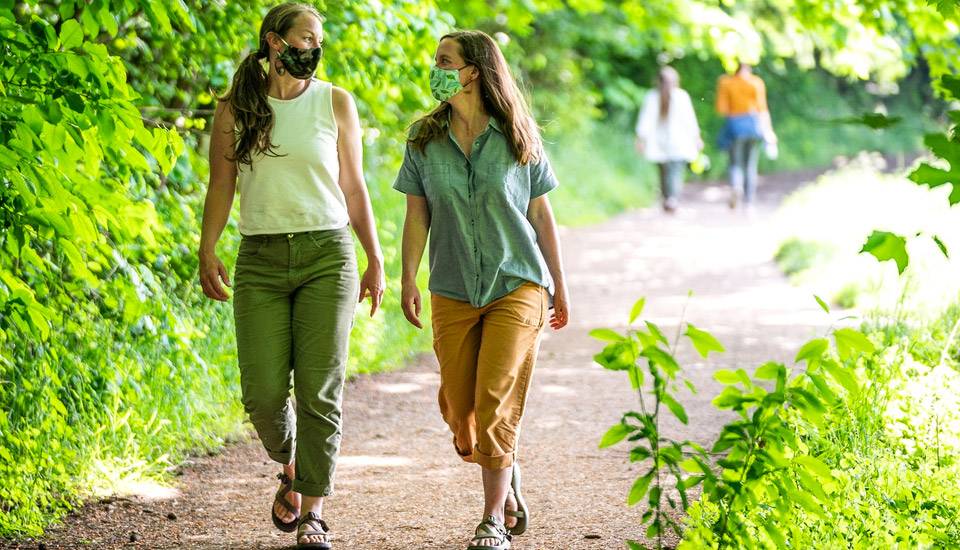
[729,138,760,203]
[657,161,685,202]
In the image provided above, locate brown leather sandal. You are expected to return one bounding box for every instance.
[297,511,333,549]
[271,472,300,533]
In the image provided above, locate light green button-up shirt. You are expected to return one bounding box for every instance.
[393,117,559,307]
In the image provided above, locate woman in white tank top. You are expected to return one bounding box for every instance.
[197,4,384,548]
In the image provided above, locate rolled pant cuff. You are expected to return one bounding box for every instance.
[473,449,514,470]
[292,479,334,497]
[266,450,293,464]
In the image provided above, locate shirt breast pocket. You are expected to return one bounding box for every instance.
[421,162,455,197]
[486,163,530,207]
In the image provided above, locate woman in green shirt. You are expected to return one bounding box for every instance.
[394,30,570,550]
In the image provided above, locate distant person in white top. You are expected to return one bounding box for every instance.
[197,3,384,548]
[634,66,704,213]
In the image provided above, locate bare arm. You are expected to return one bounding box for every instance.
[198,100,238,302]
[400,194,430,329]
[527,195,569,330]
[332,86,384,316]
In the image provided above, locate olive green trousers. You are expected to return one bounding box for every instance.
[233,226,358,497]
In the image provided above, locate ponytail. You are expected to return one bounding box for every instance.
[221,44,281,167]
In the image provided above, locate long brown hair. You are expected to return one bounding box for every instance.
[410,31,543,165]
[657,66,679,119]
[221,2,324,167]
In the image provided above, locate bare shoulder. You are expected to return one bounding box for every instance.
[212,99,235,132]
[331,85,357,115]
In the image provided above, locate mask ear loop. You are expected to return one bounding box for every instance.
[272,34,287,75]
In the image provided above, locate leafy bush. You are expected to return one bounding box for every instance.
[594,296,960,549]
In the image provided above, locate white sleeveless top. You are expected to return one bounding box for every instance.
[237,79,349,235]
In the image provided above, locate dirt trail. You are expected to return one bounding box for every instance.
[14,173,828,550]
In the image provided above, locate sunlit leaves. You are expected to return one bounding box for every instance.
[909,133,960,205]
[685,323,725,358]
[860,230,909,274]
[58,19,83,50]
[833,328,875,361]
[599,422,636,448]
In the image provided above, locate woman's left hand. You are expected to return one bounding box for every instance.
[359,257,385,317]
[549,284,570,330]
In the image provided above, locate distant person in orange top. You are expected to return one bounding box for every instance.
[715,62,777,209]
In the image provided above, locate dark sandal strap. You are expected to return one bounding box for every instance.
[298,513,332,541]
[472,516,510,542]
[274,477,299,516]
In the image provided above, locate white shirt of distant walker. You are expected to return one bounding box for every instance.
[635,88,701,163]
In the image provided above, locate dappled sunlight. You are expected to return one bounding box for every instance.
[538,384,578,396]
[337,455,413,468]
[886,358,960,455]
[87,458,180,501]
[373,382,423,394]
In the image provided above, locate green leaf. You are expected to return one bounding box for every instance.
[860,230,909,274]
[629,297,645,324]
[939,74,960,100]
[714,369,741,384]
[642,346,680,377]
[908,133,960,205]
[824,361,860,397]
[833,328,875,361]
[762,518,787,548]
[629,446,652,462]
[628,364,643,390]
[685,323,725,358]
[795,338,828,365]
[754,361,784,380]
[589,328,623,342]
[627,542,645,550]
[59,19,84,50]
[813,294,830,313]
[661,393,688,424]
[795,455,834,481]
[678,475,704,490]
[627,470,655,505]
[81,4,100,37]
[599,422,635,448]
[933,235,949,258]
[645,321,669,345]
[98,6,119,37]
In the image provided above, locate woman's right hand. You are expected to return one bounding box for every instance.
[199,250,232,301]
[401,280,423,329]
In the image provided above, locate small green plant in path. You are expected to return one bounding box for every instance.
[591,296,724,548]
[594,297,880,549]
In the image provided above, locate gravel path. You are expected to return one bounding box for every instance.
[10,173,828,550]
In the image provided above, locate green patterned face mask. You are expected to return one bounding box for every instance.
[430,65,466,102]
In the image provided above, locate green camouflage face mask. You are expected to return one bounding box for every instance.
[430,65,466,102]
